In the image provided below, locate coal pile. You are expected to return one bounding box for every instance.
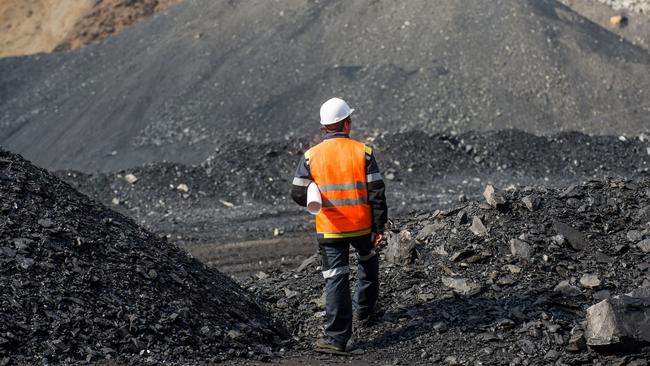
[243,178,650,364]
[58,130,650,215]
[0,149,285,364]
[55,130,650,243]
[3,0,650,172]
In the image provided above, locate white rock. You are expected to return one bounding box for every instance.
[580,274,602,289]
[124,173,138,184]
[586,288,650,347]
[219,199,234,208]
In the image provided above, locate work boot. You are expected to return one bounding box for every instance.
[315,337,347,354]
[353,310,381,328]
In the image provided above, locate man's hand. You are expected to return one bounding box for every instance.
[371,232,383,247]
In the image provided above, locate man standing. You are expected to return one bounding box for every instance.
[291,97,388,353]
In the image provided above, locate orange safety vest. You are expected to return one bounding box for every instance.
[306,138,372,239]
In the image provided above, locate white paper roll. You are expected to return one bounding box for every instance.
[307,182,322,215]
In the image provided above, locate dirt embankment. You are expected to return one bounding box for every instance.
[54,0,181,52]
[0,0,94,58]
[0,0,180,58]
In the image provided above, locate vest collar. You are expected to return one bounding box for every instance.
[324,132,350,140]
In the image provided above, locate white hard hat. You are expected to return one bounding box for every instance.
[319,97,354,125]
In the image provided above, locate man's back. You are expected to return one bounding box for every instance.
[307,137,371,238]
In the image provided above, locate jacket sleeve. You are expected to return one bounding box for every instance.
[365,146,388,232]
[291,152,313,207]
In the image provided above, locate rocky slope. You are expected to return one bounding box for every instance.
[2,0,650,171]
[57,130,650,241]
[51,129,650,278]
[0,148,285,364]
[243,178,650,365]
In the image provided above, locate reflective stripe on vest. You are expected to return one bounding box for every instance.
[307,138,372,238]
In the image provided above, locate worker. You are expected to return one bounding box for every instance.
[291,97,388,353]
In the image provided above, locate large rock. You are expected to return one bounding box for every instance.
[586,288,650,348]
[554,280,582,297]
[483,185,506,209]
[510,238,533,261]
[384,230,417,265]
[470,216,488,237]
[637,239,650,253]
[553,221,588,250]
[441,277,482,296]
[416,222,445,242]
[580,274,602,289]
[521,195,540,211]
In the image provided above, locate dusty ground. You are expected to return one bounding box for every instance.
[0,0,180,58]
[54,0,181,52]
[0,0,94,58]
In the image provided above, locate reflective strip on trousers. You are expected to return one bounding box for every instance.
[321,196,368,207]
[292,177,312,187]
[366,173,383,183]
[322,266,350,279]
[357,250,377,262]
[319,181,366,192]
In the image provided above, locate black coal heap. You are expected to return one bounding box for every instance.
[244,178,650,364]
[0,149,284,364]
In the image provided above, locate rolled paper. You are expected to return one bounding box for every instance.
[307,182,322,215]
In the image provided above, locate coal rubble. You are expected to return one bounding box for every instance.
[243,179,650,364]
[0,149,285,364]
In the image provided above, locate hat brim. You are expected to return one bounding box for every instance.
[320,109,354,125]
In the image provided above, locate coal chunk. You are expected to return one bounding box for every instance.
[553,221,587,250]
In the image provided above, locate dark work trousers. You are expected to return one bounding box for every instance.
[318,234,379,347]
